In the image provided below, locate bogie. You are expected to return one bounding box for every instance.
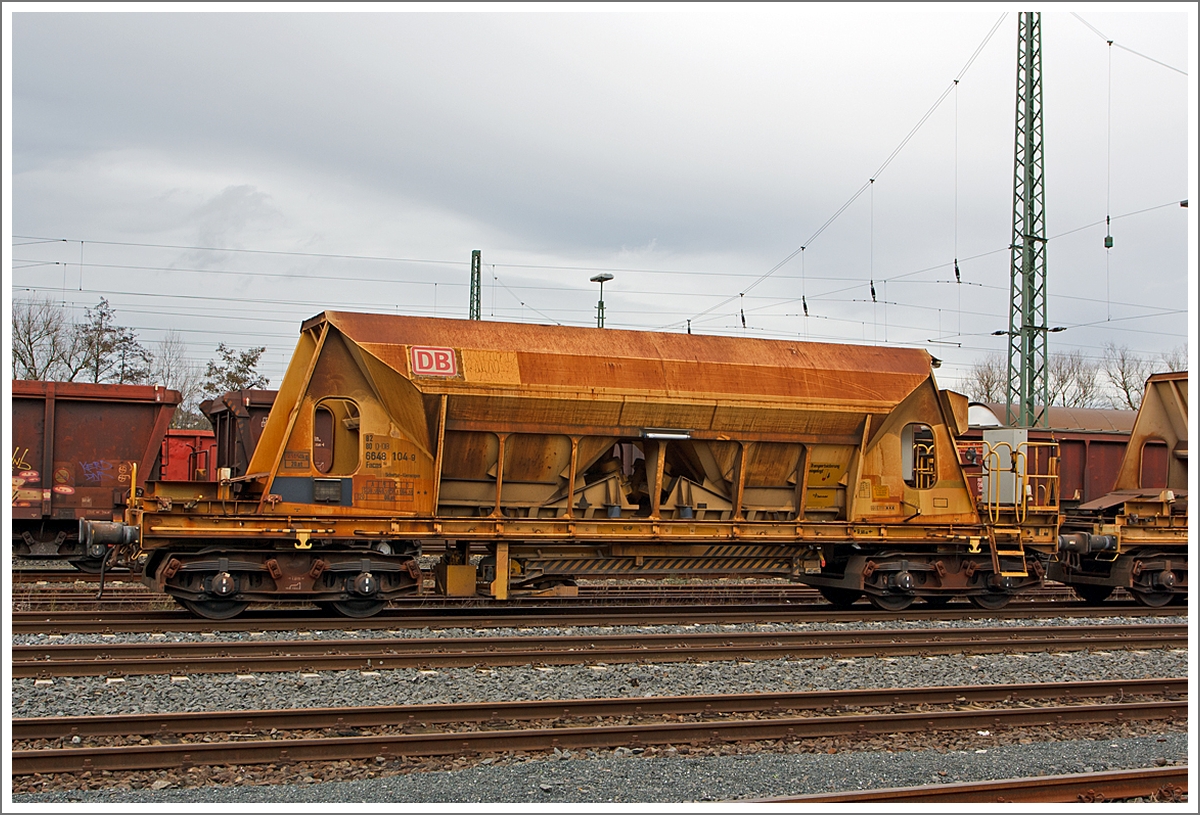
[150,546,419,618]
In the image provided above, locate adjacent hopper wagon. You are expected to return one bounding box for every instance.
[1052,371,1188,606]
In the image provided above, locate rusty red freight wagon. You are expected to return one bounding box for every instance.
[958,403,1134,509]
[11,380,181,570]
[160,429,217,482]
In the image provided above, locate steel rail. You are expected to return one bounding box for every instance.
[12,595,154,607]
[10,579,1090,607]
[749,766,1188,803]
[10,600,1173,636]
[13,677,1185,741]
[10,699,1185,775]
[6,572,1109,609]
[12,624,1187,677]
[12,572,141,584]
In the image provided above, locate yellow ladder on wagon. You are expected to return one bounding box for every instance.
[980,438,1060,580]
[986,527,1028,578]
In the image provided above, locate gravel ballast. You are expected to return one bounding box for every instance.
[11,647,1190,718]
[11,613,1189,804]
[11,734,1189,804]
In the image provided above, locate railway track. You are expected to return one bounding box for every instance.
[12,571,1168,623]
[12,623,1187,678]
[11,678,1186,776]
[10,570,1092,597]
[8,570,1110,602]
[10,600,1180,636]
[751,766,1188,803]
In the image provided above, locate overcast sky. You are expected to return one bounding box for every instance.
[5,5,1197,392]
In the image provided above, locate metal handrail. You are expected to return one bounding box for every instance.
[981,440,1059,524]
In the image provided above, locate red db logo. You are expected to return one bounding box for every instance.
[410,346,458,377]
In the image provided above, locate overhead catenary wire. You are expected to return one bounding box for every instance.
[661,195,1186,339]
[1071,13,1188,76]
[14,196,1183,295]
[18,194,1185,357]
[16,193,1184,343]
[15,283,1178,383]
[14,157,1186,384]
[669,13,1010,330]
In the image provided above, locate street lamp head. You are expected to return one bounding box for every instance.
[590,274,613,328]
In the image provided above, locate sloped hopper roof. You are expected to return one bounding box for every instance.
[312,311,933,410]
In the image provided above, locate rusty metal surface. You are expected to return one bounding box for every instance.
[200,389,277,477]
[323,311,933,401]
[757,767,1188,803]
[1112,371,1188,492]
[12,380,182,404]
[159,429,216,482]
[14,677,1184,741]
[11,623,1186,677]
[257,313,938,520]
[11,380,182,529]
[149,311,1020,604]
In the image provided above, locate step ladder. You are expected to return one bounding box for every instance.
[987,527,1028,577]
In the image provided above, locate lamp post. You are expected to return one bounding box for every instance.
[590,273,613,328]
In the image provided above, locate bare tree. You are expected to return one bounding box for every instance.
[964,353,1006,403]
[968,349,1107,410]
[11,297,80,380]
[1048,349,1104,408]
[1103,343,1153,410]
[74,298,152,384]
[151,330,208,429]
[1158,343,1188,373]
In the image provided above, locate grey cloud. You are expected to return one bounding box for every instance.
[10,10,1190,389]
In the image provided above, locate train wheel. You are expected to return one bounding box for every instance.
[1072,584,1114,605]
[817,587,862,608]
[330,599,387,618]
[867,593,914,611]
[968,591,1012,610]
[1131,590,1174,608]
[179,598,249,620]
[922,595,954,607]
